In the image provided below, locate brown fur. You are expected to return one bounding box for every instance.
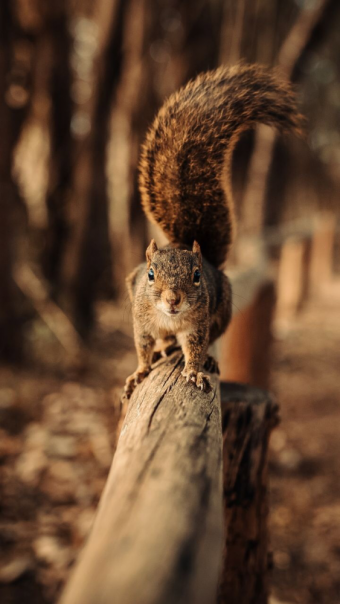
[124,242,232,398]
[123,64,303,398]
[139,63,304,268]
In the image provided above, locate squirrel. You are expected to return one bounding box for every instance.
[123,63,303,399]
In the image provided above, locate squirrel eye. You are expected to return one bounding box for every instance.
[148,268,155,282]
[193,269,201,284]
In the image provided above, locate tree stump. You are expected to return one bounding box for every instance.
[218,382,279,604]
[219,276,276,389]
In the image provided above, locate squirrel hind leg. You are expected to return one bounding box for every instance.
[151,336,179,364]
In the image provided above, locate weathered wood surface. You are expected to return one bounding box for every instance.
[59,351,223,604]
[219,382,279,604]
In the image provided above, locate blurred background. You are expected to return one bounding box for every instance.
[0,0,339,603]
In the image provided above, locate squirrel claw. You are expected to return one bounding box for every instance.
[182,369,212,393]
[123,367,151,399]
[134,369,150,386]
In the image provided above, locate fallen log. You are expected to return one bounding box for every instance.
[59,351,223,604]
[59,355,278,604]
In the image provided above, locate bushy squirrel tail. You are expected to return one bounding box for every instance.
[139,63,304,268]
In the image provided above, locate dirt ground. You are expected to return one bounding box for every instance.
[0,282,339,604]
[269,281,340,604]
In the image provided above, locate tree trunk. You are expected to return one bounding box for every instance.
[58,0,134,334]
[42,1,74,296]
[0,0,36,360]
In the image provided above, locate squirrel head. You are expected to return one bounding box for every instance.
[145,239,203,317]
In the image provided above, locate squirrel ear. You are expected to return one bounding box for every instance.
[146,239,158,265]
[192,240,202,263]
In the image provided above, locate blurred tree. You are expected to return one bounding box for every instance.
[42,0,73,298]
[107,0,149,298]
[240,0,333,235]
[59,0,129,335]
[0,0,41,360]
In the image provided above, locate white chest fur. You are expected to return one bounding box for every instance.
[147,308,191,339]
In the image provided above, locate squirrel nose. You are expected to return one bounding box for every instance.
[166,292,181,306]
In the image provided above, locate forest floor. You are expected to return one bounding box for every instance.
[269,280,340,604]
[0,282,339,604]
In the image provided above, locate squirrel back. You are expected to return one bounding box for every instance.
[139,63,304,268]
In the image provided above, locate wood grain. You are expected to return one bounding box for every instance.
[219,382,279,604]
[59,351,223,604]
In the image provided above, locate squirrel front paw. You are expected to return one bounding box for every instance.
[181,368,212,393]
[123,367,151,399]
